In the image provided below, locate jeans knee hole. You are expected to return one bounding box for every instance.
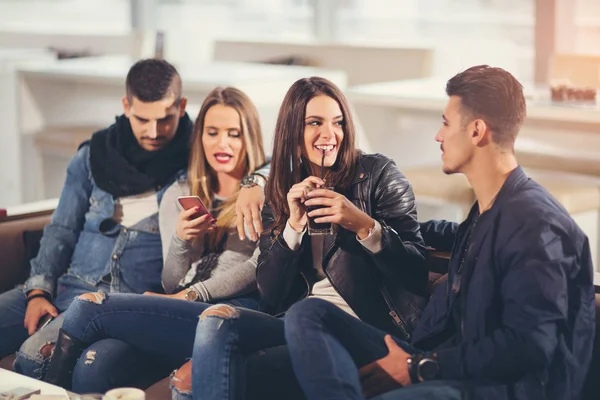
[84,350,97,366]
[77,292,106,304]
[39,342,55,359]
[171,361,192,392]
[200,304,240,321]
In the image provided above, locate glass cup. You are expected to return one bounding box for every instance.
[304,186,336,236]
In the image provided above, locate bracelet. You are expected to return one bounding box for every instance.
[26,292,51,303]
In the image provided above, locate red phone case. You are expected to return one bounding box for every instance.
[177,196,212,220]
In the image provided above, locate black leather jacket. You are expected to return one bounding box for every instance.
[257,153,429,340]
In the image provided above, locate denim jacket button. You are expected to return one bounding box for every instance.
[112,254,118,260]
[123,228,128,233]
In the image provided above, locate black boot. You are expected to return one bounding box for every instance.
[44,328,88,389]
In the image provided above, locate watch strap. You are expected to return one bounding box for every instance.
[407,354,421,384]
[252,173,267,188]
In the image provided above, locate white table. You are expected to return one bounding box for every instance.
[11,55,348,201]
[0,368,69,398]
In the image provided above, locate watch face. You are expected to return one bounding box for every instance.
[418,359,439,381]
[185,289,199,301]
[241,175,257,187]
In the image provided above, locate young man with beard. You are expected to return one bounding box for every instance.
[0,59,190,378]
[282,65,595,400]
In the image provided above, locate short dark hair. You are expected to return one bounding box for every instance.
[446,65,526,148]
[125,58,182,104]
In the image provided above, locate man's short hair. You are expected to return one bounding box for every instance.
[125,59,182,104]
[446,65,526,148]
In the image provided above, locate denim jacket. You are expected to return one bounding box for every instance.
[24,144,184,297]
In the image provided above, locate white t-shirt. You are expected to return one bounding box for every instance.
[112,190,159,227]
[282,220,383,319]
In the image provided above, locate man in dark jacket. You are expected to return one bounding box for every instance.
[283,65,595,400]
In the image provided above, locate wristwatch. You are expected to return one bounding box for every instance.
[407,353,440,383]
[184,288,200,302]
[240,173,267,189]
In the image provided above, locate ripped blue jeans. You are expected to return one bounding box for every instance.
[192,304,288,400]
[58,292,260,397]
[0,277,105,379]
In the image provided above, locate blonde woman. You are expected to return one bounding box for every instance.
[44,87,267,395]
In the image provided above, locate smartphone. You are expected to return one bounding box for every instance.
[37,314,54,331]
[177,196,214,221]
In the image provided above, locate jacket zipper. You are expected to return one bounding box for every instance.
[354,184,410,338]
[322,269,349,310]
[379,285,411,339]
[300,271,311,297]
[389,310,402,325]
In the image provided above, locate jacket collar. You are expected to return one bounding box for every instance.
[465,166,527,217]
[350,154,369,185]
[492,166,528,208]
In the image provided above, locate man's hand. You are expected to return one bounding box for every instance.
[24,291,58,336]
[236,185,265,242]
[359,335,412,398]
[143,291,187,301]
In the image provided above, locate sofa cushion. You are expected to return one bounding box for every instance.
[0,354,15,371]
[0,215,50,294]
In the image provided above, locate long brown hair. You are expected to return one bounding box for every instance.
[188,87,266,250]
[266,77,358,235]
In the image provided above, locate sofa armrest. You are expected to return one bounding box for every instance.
[426,248,450,295]
[0,213,52,294]
[427,248,450,274]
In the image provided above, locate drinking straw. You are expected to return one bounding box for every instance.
[320,149,325,182]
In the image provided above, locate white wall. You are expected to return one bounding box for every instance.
[575,0,600,55]
[0,0,130,34]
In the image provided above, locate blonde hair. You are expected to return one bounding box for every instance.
[188,87,266,250]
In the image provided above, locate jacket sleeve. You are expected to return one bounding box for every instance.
[436,220,584,381]
[24,146,93,296]
[364,158,429,293]
[256,204,306,314]
[419,220,459,251]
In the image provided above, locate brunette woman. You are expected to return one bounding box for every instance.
[190,77,429,400]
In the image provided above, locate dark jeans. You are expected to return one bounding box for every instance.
[58,292,259,394]
[284,298,462,400]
